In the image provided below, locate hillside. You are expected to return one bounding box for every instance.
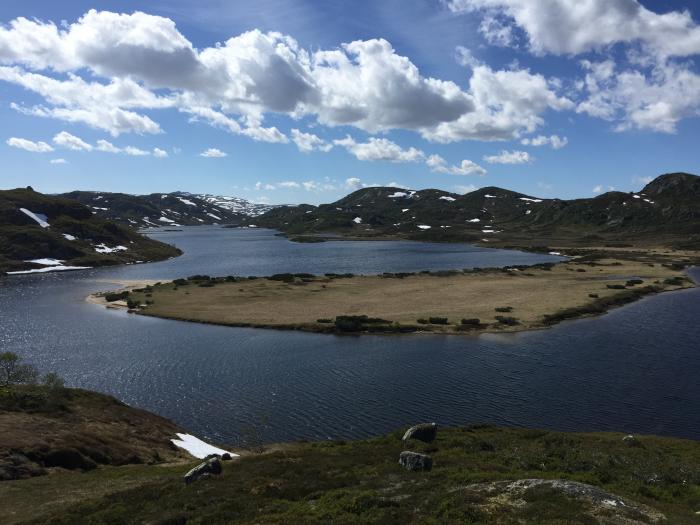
[256,173,700,248]
[0,187,181,274]
[0,385,187,482]
[59,191,276,228]
[2,399,699,524]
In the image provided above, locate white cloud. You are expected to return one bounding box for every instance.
[455,184,479,193]
[446,0,700,58]
[592,184,616,194]
[124,146,150,156]
[521,134,568,149]
[345,177,363,190]
[0,10,572,145]
[483,149,532,164]
[200,148,227,157]
[577,59,700,134]
[53,131,92,151]
[153,147,168,158]
[334,136,425,163]
[427,154,487,175]
[96,139,120,153]
[50,158,67,164]
[6,137,53,152]
[291,129,332,153]
[277,181,301,188]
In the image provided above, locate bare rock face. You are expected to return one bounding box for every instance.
[399,451,433,472]
[402,423,437,443]
[184,457,222,484]
[454,479,666,524]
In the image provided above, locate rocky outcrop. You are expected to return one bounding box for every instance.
[184,457,222,484]
[399,451,433,472]
[454,478,666,524]
[402,422,437,443]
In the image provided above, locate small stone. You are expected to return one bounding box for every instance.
[399,451,433,472]
[622,435,640,447]
[402,423,437,443]
[221,453,233,461]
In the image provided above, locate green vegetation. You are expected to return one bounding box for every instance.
[0,187,181,273]
[2,424,699,524]
[256,173,700,249]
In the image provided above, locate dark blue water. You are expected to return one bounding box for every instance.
[1,227,698,445]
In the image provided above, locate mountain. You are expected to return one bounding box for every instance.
[257,173,700,248]
[0,187,181,274]
[59,191,275,228]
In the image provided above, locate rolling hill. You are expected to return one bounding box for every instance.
[256,172,700,248]
[0,187,182,274]
[59,191,275,228]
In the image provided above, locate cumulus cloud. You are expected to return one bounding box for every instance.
[291,129,332,153]
[50,158,67,164]
[153,147,168,158]
[455,184,479,193]
[0,9,572,143]
[200,148,227,157]
[446,0,700,58]
[427,154,487,175]
[334,136,425,162]
[483,149,532,164]
[521,134,567,149]
[593,184,616,194]
[6,137,53,152]
[53,131,92,151]
[345,177,363,190]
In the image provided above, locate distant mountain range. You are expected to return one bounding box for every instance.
[59,191,276,228]
[0,188,181,274]
[256,172,700,248]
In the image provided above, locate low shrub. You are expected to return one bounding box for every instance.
[268,273,295,283]
[198,282,215,287]
[460,318,481,326]
[317,318,333,324]
[104,291,129,302]
[334,315,391,332]
[417,318,429,324]
[588,293,599,298]
[494,306,513,313]
[495,316,519,326]
[187,275,211,281]
[428,317,449,325]
[626,279,644,286]
[126,298,140,309]
[663,276,685,286]
[172,278,188,286]
[606,284,626,290]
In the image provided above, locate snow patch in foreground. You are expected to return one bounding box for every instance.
[171,433,239,459]
[19,208,50,228]
[94,244,128,254]
[7,265,92,275]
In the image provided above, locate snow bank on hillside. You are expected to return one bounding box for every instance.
[171,433,238,459]
[19,208,50,228]
[7,265,92,275]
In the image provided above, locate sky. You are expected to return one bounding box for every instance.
[1,0,699,204]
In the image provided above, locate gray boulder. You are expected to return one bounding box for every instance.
[184,457,222,484]
[622,434,641,447]
[402,422,437,443]
[399,451,433,472]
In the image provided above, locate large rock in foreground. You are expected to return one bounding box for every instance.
[184,457,223,484]
[402,422,437,443]
[399,451,433,472]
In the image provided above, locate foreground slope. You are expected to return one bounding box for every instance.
[0,187,181,273]
[2,393,698,524]
[257,173,700,248]
[60,190,275,228]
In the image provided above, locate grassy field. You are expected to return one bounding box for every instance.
[101,247,697,336]
[2,425,699,524]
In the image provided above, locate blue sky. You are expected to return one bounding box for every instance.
[1,0,699,204]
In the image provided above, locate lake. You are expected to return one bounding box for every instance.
[1,227,698,446]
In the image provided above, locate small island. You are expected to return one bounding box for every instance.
[91,246,697,336]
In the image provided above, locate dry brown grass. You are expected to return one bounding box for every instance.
[115,249,695,335]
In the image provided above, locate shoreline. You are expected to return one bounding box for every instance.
[87,247,698,337]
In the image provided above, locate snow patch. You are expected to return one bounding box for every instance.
[401,208,409,212]
[388,191,408,198]
[439,196,456,202]
[28,258,64,266]
[549,251,562,256]
[353,217,362,224]
[7,265,92,275]
[525,210,532,215]
[467,218,480,223]
[177,197,197,206]
[94,244,128,254]
[206,212,222,220]
[158,216,175,223]
[417,225,431,230]
[484,194,497,198]
[62,233,77,241]
[171,433,238,459]
[519,197,542,203]
[19,208,50,228]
